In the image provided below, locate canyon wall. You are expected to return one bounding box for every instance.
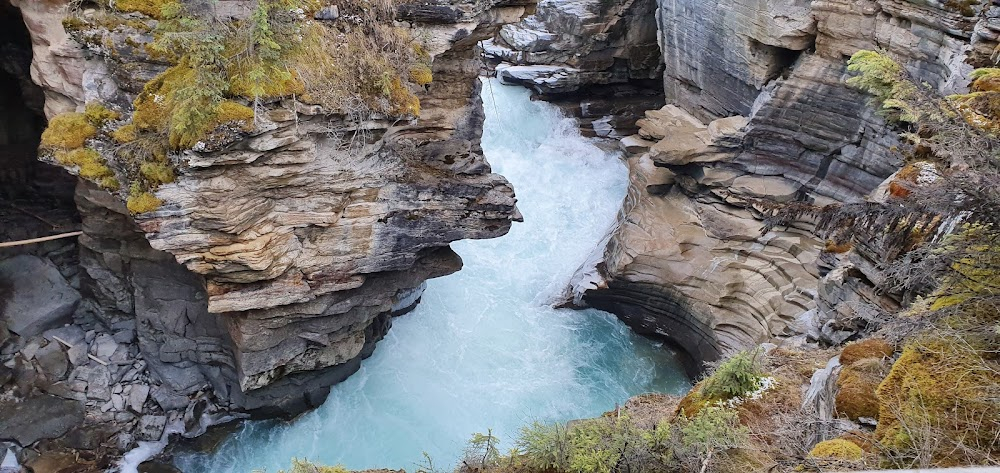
[567,0,999,363]
[1,0,528,457]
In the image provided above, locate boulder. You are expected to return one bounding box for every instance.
[0,256,80,338]
[0,394,84,446]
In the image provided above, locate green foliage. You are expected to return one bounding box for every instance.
[700,350,764,401]
[675,407,748,459]
[847,50,921,122]
[466,429,502,469]
[515,421,572,470]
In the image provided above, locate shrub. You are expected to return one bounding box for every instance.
[40,112,97,149]
[809,439,864,461]
[673,407,750,472]
[515,421,571,471]
[700,350,764,401]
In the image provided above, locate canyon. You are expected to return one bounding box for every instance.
[0,0,998,470]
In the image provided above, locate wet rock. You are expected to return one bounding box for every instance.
[150,385,188,411]
[135,415,166,441]
[0,394,85,446]
[0,449,17,473]
[0,256,80,338]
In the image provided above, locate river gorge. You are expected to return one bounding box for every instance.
[0,0,998,471]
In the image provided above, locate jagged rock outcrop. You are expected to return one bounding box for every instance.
[481,0,666,136]
[1,0,530,461]
[574,0,1000,364]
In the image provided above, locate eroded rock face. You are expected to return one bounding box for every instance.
[575,0,999,364]
[10,0,528,423]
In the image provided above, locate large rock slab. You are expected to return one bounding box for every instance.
[0,394,84,446]
[0,255,80,338]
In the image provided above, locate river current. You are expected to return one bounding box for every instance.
[176,78,690,472]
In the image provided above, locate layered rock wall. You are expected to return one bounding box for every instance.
[1,0,529,458]
[576,0,1000,362]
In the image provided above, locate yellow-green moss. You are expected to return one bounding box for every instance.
[40,112,97,150]
[809,439,864,461]
[408,63,433,86]
[99,176,120,191]
[84,102,120,126]
[111,124,139,143]
[139,161,175,185]
[115,0,182,19]
[57,148,115,183]
[227,61,305,99]
[875,337,1000,466]
[127,187,163,214]
[840,338,894,366]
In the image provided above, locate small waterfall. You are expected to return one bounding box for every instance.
[175,78,690,472]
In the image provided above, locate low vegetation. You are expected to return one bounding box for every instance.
[45,0,433,214]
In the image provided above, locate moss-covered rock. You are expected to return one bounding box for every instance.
[809,439,864,461]
[40,113,97,150]
[875,337,1000,466]
[840,338,894,366]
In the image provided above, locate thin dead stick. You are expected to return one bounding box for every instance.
[0,231,83,248]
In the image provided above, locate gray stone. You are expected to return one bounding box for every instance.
[42,325,85,347]
[34,341,68,381]
[135,415,167,441]
[67,344,88,366]
[128,384,150,413]
[150,385,189,411]
[91,333,118,360]
[0,394,85,446]
[313,5,338,20]
[0,256,80,338]
[76,364,111,401]
[111,393,126,411]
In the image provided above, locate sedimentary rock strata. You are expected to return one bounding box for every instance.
[573,0,999,364]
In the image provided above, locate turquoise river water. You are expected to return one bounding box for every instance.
[175,78,690,472]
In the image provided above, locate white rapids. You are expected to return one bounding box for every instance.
[175,78,690,472]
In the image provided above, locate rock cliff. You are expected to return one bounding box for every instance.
[571,0,999,364]
[1,0,528,461]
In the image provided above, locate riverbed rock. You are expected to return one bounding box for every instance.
[0,394,85,446]
[0,255,80,338]
[135,415,166,442]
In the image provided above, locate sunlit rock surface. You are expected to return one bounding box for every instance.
[575,0,999,362]
[12,0,528,423]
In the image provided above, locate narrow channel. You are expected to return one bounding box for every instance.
[175,79,690,472]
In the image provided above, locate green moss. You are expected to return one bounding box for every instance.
[40,112,97,150]
[809,439,864,461]
[99,176,121,191]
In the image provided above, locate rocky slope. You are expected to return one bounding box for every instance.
[1,0,529,465]
[568,0,999,365]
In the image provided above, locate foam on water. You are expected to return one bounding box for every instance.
[175,79,690,472]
